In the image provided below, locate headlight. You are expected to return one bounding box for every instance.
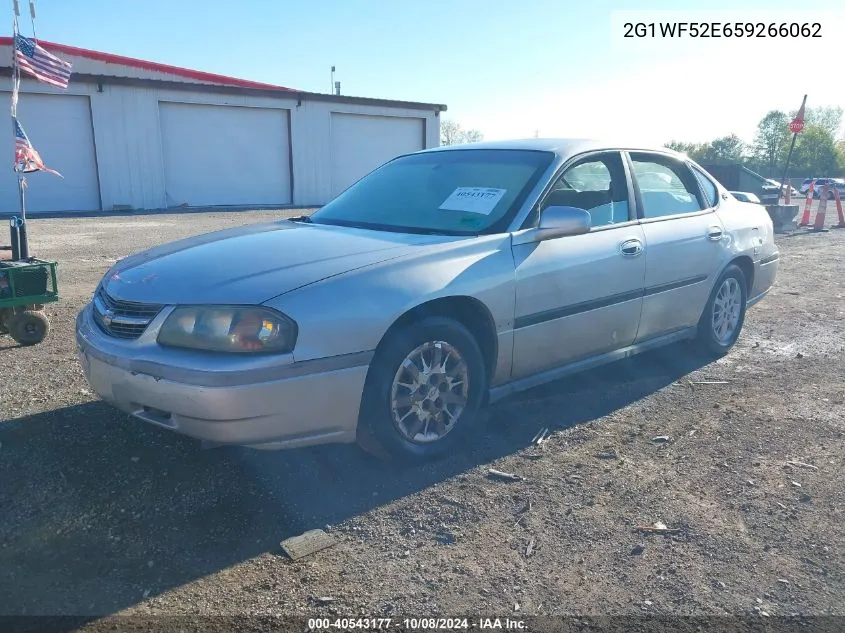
[157,306,297,353]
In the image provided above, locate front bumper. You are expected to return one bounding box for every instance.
[76,305,370,449]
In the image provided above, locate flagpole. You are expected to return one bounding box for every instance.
[10,2,29,259]
[28,0,35,42]
[9,0,69,262]
[17,177,28,259]
[779,94,807,197]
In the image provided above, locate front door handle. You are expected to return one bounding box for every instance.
[620,238,644,257]
[707,226,724,241]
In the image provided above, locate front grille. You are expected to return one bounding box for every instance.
[93,288,163,340]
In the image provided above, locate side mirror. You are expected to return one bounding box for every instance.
[536,206,591,241]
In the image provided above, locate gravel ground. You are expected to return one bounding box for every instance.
[1,206,843,625]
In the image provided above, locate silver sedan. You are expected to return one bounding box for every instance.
[76,139,779,461]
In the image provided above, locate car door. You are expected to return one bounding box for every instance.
[627,151,728,343]
[511,151,646,379]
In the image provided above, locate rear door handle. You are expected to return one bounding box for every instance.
[620,238,644,257]
[707,226,724,241]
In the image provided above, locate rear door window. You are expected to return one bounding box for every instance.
[629,153,705,219]
[690,165,719,208]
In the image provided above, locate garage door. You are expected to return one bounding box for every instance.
[159,102,291,207]
[330,113,424,197]
[0,92,100,213]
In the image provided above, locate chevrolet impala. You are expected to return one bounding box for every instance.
[76,139,778,461]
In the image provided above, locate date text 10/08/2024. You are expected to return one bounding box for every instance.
[308,617,526,630]
[623,22,822,38]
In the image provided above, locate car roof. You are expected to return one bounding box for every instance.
[420,138,687,160]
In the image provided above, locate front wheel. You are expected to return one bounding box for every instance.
[358,316,488,463]
[8,310,50,346]
[694,265,747,356]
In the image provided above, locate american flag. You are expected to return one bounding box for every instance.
[14,117,62,177]
[14,34,72,89]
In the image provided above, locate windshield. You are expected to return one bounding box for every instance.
[310,149,555,235]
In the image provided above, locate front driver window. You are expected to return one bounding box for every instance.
[540,152,630,229]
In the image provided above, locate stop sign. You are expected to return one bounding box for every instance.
[789,118,804,134]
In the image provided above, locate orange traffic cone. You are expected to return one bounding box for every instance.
[833,188,845,229]
[811,183,830,232]
[798,180,815,226]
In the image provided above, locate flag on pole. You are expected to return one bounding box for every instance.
[14,117,62,177]
[795,95,807,124]
[14,34,72,89]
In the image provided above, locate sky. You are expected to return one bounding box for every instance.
[20,0,845,146]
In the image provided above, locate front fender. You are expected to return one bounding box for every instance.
[266,234,516,364]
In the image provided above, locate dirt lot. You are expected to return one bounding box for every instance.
[1,207,844,625]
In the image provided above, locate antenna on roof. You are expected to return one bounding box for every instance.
[330,66,336,94]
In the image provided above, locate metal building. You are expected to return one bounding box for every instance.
[0,38,445,213]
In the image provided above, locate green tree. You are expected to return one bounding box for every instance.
[790,125,842,176]
[795,106,843,138]
[837,141,845,175]
[696,135,745,164]
[664,141,714,163]
[664,140,700,155]
[751,110,790,177]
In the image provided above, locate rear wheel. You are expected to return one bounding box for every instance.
[694,265,747,356]
[8,310,50,346]
[358,317,487,463]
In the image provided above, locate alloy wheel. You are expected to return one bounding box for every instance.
[712,277,742,344]
[389,340,470,444]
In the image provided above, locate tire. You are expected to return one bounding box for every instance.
[8,310,50,346]
[694,265,747,356]
[358,316,488,463]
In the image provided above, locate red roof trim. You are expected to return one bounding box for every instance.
[0,36,296,91]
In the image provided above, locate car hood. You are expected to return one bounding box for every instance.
[102,220,455,305]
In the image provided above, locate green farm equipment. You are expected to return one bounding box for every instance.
[0,257,59,346]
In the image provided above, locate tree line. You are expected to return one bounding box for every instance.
[440,120,484,146]
[666,107,845,180]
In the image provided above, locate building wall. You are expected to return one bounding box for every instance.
[3,75,441,211]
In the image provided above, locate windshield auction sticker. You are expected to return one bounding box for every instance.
[439,187,507,215]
